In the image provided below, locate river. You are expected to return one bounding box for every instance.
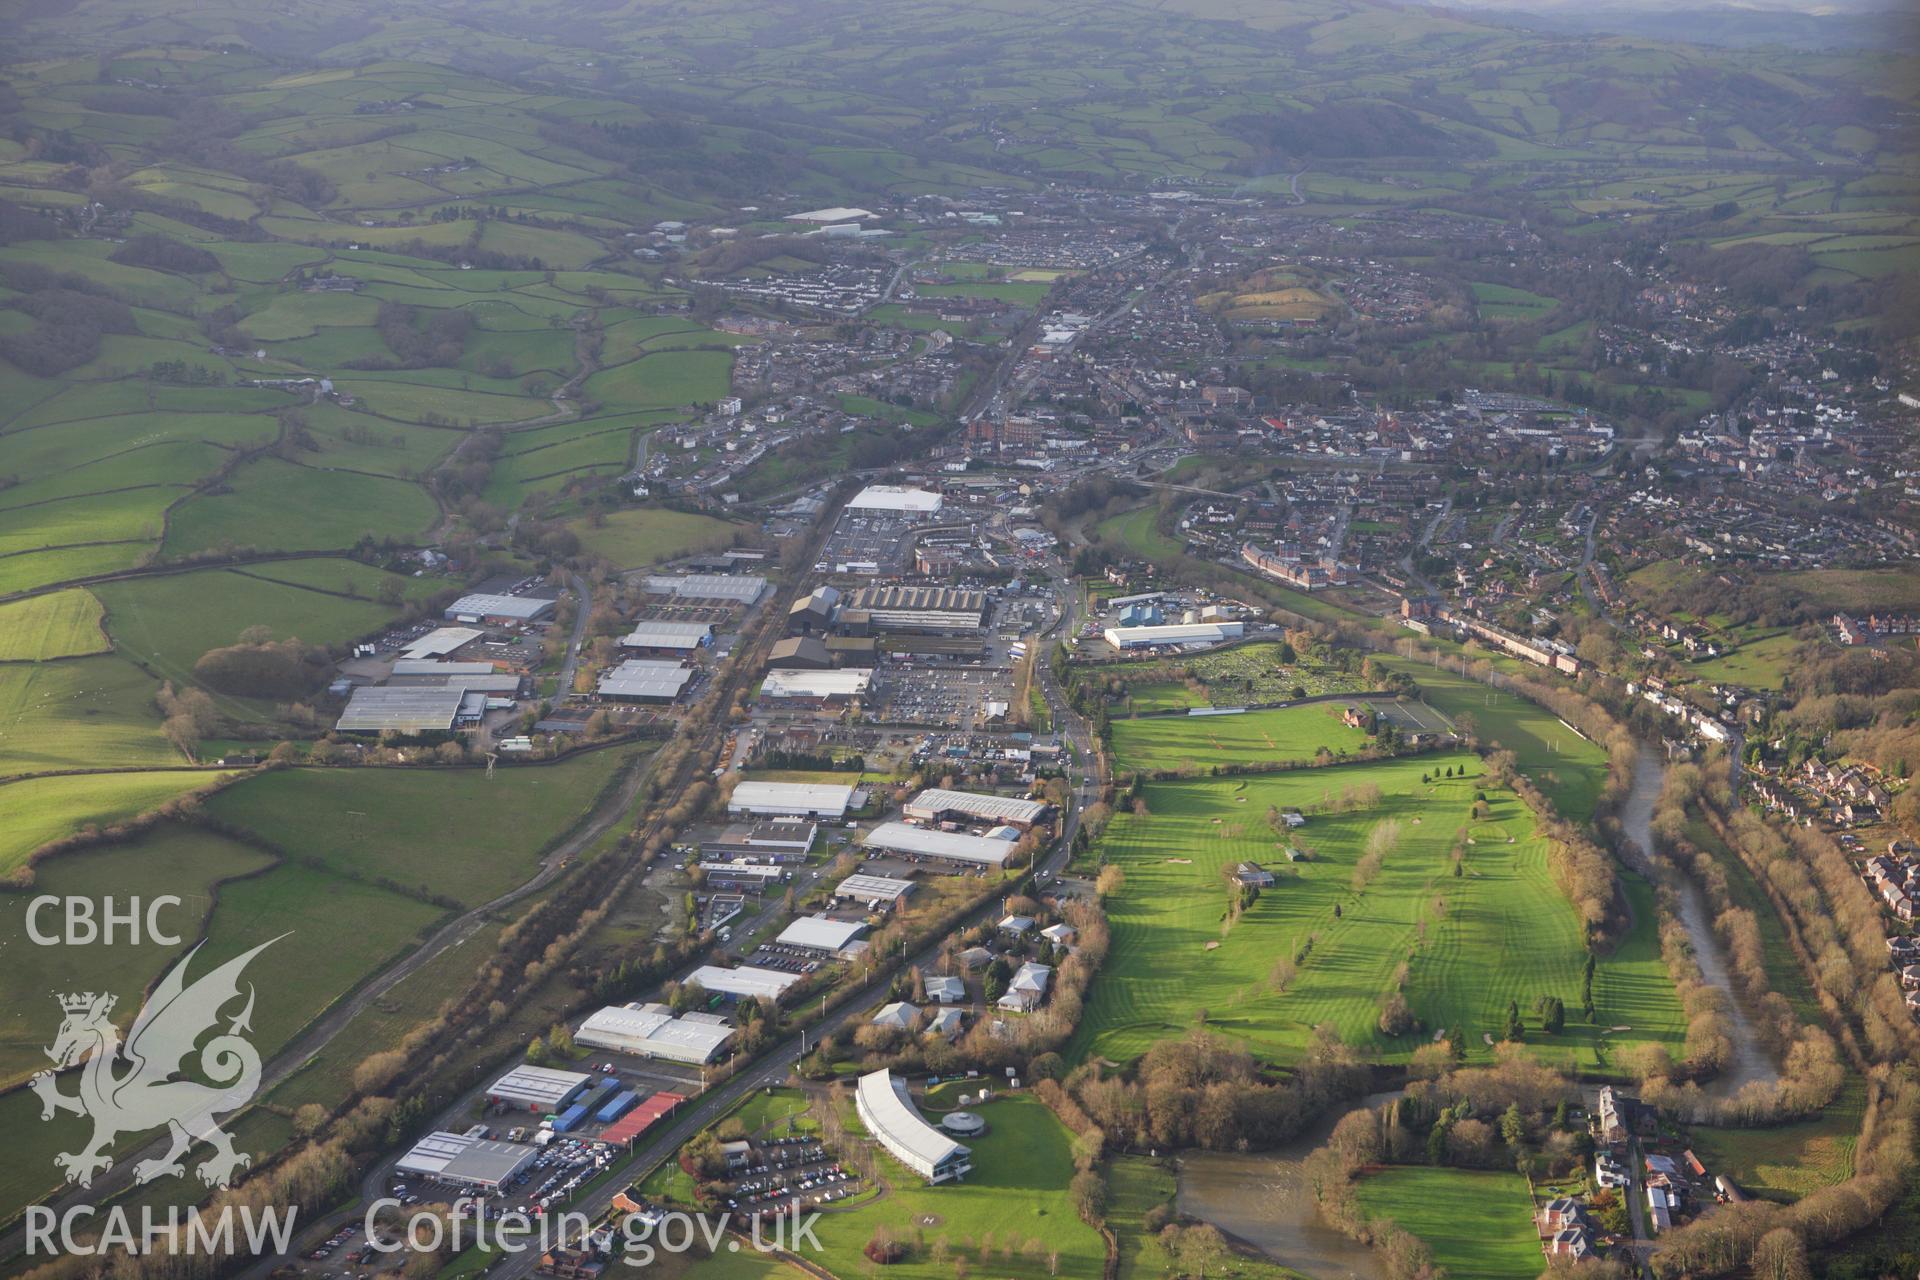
[1175,1092,1403,1280]
[1617,743,1779,1096]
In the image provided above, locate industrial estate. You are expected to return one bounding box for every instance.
[0,1,1916,1279]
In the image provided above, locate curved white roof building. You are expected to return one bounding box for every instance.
[856,1069,971,1184]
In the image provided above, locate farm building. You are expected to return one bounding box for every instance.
[760,668,872,703]
[643,573,767,605]
[856,1069,971,1184]
[335,686,470,734]
[904,787,1048,829]
[728,781,854,820]
[486,1065,592,1112]
[1102,621,1244,649]
[832,873,916,910]
[575,1003,735,1065]
[861,821,1015,869]
[1231,862,1275,888]
[396,1131,538,1191]
[775,915,868,955]
[847,484,943,514]
[700,819,817,861]
[844,586,986,634]
[597,659,694,702]
[683,964,801,1003]
[619,620,714,653]
[444,594,557,625]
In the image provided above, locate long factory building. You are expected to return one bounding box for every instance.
[861,821,1016,869]
[903,787,1048,830]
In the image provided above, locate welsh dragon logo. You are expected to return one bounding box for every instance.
[31,938,278,1190]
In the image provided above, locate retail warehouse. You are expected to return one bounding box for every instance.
[760,668,872,703]
[728,781,855,819]
[862,821,1016,869]
[846,484,943,514]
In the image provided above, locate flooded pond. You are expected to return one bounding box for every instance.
[1175,1092,1400,1280]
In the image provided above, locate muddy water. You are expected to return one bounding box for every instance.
[1175,1092,1401,1280]
[1618,744,1779,1096]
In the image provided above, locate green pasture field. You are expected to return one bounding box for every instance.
[300,411,461,478]
[811,1094,1106,1280]
[95,560,424,696]
[0,769,231,876]
[0,543,153,597]
[1109,703,1372,773]
[583,349,734,412]
[0,485,173,560]
[1094,504,1184,561]
[0,655,178,776]
[1690,1073,1863,1203]
[0,588,108,660]
[1687,629,1798,690]
[1072,752,1686,1070]
[207,747,638,908]
[1352,1167,1541,1280]
[330,377,547,425]
[570,506,743,570]
[161,458,437,558]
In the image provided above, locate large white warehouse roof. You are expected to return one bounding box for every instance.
[729,780,855,818]
[848,484,943,513]
[684,964,802,1001]
[863,822,1015,867]
[576,1003,734,1064]
[905,788,1047,827]
[1103,621,1244,649]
